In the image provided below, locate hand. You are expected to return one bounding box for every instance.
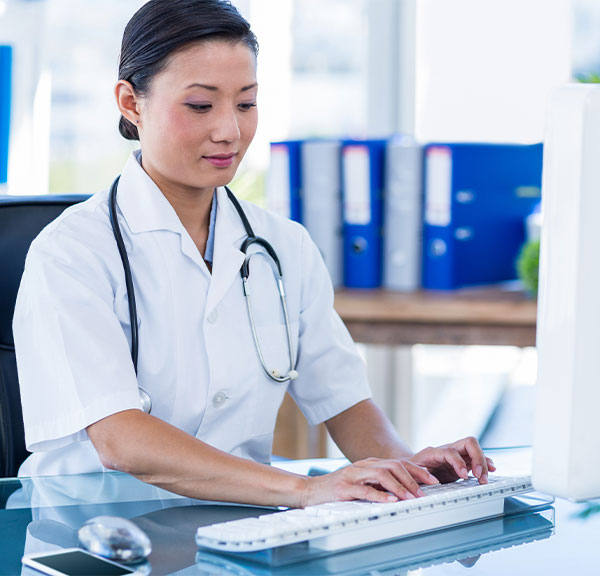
[408,436,496,484]
[301,457,440,507]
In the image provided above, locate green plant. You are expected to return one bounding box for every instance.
[576,72,600,83]
[517,239,540,297]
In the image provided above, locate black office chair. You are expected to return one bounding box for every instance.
[0,195,89,477]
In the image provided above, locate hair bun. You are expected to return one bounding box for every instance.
[119,115,140,141]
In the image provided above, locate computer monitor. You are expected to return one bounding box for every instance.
[533,83,600,500]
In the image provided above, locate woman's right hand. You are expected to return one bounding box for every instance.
[300,457,440,508]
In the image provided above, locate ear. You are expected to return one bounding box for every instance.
[115,80,142,125]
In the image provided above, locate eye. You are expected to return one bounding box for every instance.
[186,103,212,113]
[238,102,257,112]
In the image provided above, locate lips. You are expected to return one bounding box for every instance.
[203,153,237,168]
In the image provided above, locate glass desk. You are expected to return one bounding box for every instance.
[1,448,597,576]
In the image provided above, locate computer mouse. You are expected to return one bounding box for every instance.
[78,515,152,564]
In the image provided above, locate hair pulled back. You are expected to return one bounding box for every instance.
[118,0,258,140]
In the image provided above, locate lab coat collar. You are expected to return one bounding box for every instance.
[205,186,248,316]
[116,151,188,236]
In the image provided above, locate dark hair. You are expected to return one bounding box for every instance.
[118,0,258,140]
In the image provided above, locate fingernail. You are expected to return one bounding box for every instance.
[475,465,482,477]
[387,495,398,502]
[429,475,440,484]
[480,473,488,484]
[405,492,416,499]
[417,488,426,497]
[461,468,469,479]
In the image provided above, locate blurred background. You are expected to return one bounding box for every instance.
[1,0,598,455]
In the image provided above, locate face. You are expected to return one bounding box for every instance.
[128,41,258,196]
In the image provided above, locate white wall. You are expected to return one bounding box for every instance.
[415,0,572,143]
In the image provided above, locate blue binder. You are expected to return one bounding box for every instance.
[341,139,386,289]
[422,142,544,290]
[0,46,11,185]
[267,140,302,223]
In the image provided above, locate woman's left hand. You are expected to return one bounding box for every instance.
[407,436,496,484]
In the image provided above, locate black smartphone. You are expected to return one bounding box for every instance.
[22,548,135,576]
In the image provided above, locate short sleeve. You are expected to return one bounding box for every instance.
[12,226,142,453]
[287,228,371,425]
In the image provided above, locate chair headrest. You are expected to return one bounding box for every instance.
[0,195,89,348]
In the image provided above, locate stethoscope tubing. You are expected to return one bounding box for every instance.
[108,176,138,373]
[242,252,298,382]
[108,177,298,414]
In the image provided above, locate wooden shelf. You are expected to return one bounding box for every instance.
[334,287,537,347]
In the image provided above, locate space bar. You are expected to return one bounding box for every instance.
[309,499,504,552]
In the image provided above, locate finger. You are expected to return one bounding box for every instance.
[390,462,432,497]
[344,462,418,500]
[441,448,469,480]
[403,461,439,485]
[354,459,426,498]
[351,483,400,503]
[486,457,496,472]
[372,465,423,499]
[455,437,488,482]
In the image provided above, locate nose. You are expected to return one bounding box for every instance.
[210,104,241,143]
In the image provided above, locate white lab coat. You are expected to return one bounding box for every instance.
[13,151,371,476]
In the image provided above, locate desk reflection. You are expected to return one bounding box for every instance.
[188,500,554,575]
[0,458,560,576]
[7,473,275,576]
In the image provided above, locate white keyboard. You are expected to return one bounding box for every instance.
[195,475,533,553]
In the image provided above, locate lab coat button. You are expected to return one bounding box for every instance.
[212,390,229,407]
[207,309,218,324]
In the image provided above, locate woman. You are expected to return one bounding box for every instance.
[13,0,494,507]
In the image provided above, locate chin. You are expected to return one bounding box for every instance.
[178,170,235,192]
[202,169,238,189]
[208,176,236,191]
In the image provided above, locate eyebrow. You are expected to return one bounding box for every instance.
[185,82,258,92]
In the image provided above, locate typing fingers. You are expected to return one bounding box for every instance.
[402,460,439,486]
[349,483,402,504]
[357,460,423,500]
[439,447,469,480]
[305,460,427,506]
[452,437,489,483]
[347,458,438,501]
[304,450,494,507]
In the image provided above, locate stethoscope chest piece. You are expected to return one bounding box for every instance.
[138,387,152,414]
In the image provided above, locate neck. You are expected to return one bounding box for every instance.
[162,184,214,240]
[140,160,215,256]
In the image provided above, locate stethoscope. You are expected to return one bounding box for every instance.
[108,176,299,414]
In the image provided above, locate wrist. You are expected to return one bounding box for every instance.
[388,449,415,461]
[296,474,312,509]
